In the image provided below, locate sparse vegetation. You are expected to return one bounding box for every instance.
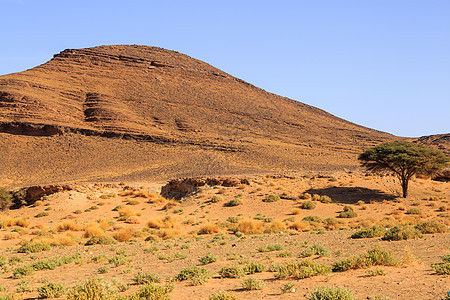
[351,226,387,239]
[241,277,265,290]
[263,194,280,202]
[382,225,423,241]
[307,285,355,300]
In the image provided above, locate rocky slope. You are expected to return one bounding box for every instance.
[0,45,404,186]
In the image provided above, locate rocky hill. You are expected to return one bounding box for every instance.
[0,45,403,186]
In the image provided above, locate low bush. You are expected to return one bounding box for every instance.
[219,266,245,278]
[0,188,12,211]
[176,266,210,285]
[243,262,266,274]
[415,220,448,234]
[431,254,450,275]
[241,277,265,290]
[382,225,423,241]
[66,277,117,300]
[263,194,280,203]
[199,253,217,265]
[338,211,357,218]
[224,196,243,207]
[351,226,387,239]
[301,201,316,210]
[257,243,283,252]
[300,244,330,257]
[85,236,117,246]
[17,241,50,253]
[133,272,161,285]
[210,195,223,203]
[365,268,387,276]
[37,282,66,298]
[280,282,296,294]
[209,291,239,300]
[320,195,333,203]
[302,215,322,222]
[274,260,331,279]
[406,208,421,215]
[134,283,173,300]
[307,285,355,300]
[332,247,398,272]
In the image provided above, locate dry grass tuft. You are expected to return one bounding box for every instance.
[0,217,30,228]
[56,220,81,232]
[289,221,311,231]
[83,223,105,238]
[113,228,135,242]
[292,208,302,215]
[117,207,142,217]
[162,200,179,210]
[198,223,220,235]
[147,215,179,229]
[235,219,264,234]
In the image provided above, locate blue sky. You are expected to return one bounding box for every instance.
[1,0,449,137]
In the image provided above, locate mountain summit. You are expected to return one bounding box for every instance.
[0,45,397,185]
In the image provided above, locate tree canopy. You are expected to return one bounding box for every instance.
[358,141,449,197]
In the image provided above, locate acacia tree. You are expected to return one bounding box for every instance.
[358,142,449,198]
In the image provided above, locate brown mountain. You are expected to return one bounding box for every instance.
[0,45,401,186]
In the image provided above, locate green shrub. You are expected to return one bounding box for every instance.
[263,194,280,203]
[210,195,223,203]
[35,212,49,218]
[241,277,265,290]
[280,282,296,294]
[133,283,173,300]
[320,196,333,203]
[133,272,161,285]
[365,268,387,276]
[307,285,355,300]
[406,208,421,215]
[431,255,450,275]
[219,266,245,278]
[338,211,357,218]
[66,277,117,300]
[12,265,35,279]
[332,247,398,272]
[351,226,387,239]
[109,255,131,267]
[209,291,239,300]
[199,253,217,265]
[0,188,12,211]
[274,260,331,279]
[37,282,66,298]
[224,196,243,207]
[300,244,330,257]
[243,262,266,274]
[176,266,210,285]
[17,241,51,253]
[98,266,110,274]
[32,258,60,270]
[301,201,316,210]
[415,220,448,234]
[257,243,284,252]
[85,236,117,245]
[302,215,322,222]
[382,225,423,241]
[226,216,239,223]
[276,251,292,258]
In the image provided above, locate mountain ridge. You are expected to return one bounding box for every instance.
[0,45,445,186]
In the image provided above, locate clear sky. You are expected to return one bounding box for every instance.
[1,0,449,137]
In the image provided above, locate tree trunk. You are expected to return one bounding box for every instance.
[401,177,409,198]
